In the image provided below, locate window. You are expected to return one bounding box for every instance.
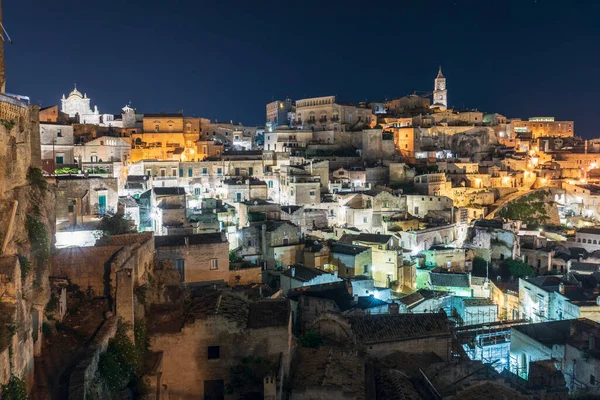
[188,168,193,177]
[268,181,273,188]
[247,240,252,247]
[210,258,218,270]
[283,237,289,245]
[378,245,383,250]
[146,169,151,176]
[309,190,315,196]
[217,168,222,175]
[194,187,201,196]
[175,259,185,281]
[171,168,177,177]
[249,167,253,176]
[207,346,220,360]
[68,199,75,213]
[202,168,208,175]
[363,265,368,273]
[100,141,104,145]
[154,124,159,132]
[236,193,242,202]
[235,168,240,176]
[363,217,368,223]
[179,168,183,177]
[57,128,62,137]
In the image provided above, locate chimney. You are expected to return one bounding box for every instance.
[389,301,399,315]
[559,282,565,295]
[353,294,358,304]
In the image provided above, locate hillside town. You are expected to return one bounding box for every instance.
[3,11,600,400]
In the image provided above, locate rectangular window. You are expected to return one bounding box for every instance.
[210,258,219,270]
[248,167,253,176]
[57,128,62,137]
[217,168,222,175]
[194,187,201,196]
[207,346,220,360]
[268,181,273,188]
[202,167,208,175]
[188,168,193,177]
[364,265,368,273]
[363,217,368,223]
[178,168,183,177]
[146,169,151,176]
[309,190,315,196]
[236,193,242,202]
[171,168,177,177]
[235,168,240,176]
[175,259,185,281]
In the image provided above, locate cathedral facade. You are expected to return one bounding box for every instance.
[61,86,101,124]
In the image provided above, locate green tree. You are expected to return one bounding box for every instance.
[226,356,275,398]
[501,259,534,280]
[98,211,135,236]
[471,257,488,277]
[300,330,323,348]
[1,375,27,400]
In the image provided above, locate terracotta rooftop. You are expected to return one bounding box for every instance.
[346,313,452,344]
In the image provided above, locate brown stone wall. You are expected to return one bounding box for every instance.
[68,316,119,399]
[51,246,123,297]
[228,267,262,286]
[366,335,451,360]
[150,317,290,399]
[155,241,230,284]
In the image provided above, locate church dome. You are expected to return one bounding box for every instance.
[68,87,83,98]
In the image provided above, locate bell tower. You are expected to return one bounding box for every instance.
[432,66,447,111]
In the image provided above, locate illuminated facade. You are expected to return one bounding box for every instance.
[431,67,448,111]
[295,95,374,131]
[131,114,199,162]
[510,117,574,139]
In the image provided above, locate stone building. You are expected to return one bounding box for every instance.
[294,95,374,131]
[55,175,119,230]
[60,87,103,125]
[40,122,75,170]
[154,232,229,284]
[510,117,574,139]
[329,242,372,279]
[149,292,292,400]
[132,113,199,162]
[73,136,130,164]
[238,220,303,270]
[428,271,472,297]
[266,98,293,126]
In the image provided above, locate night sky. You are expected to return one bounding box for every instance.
[4,1,600,136]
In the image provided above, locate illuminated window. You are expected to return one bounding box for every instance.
[210,258,218,270]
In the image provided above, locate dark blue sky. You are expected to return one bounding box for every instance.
[5,0,600,136]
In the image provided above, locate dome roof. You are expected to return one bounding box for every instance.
[68,87,83,98]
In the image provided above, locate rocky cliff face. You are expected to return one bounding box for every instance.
[0,96,54,390]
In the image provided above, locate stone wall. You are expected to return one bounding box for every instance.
[68,316,119,400]
[228,266,262,286]
[52,246,123,298]
[150,315,291,399]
